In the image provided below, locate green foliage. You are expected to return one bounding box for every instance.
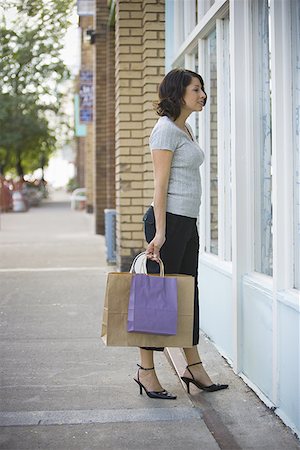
[66,176,79,193]
[0,93,56,176]
[0,0,75,177]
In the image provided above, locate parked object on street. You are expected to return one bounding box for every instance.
[104,209,116,264]
[12,191,28,212]
[22,183,43,207]
[0,177,13,212]
[70,188,86,210]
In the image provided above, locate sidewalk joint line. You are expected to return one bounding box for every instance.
[0,267,108,273]
[165,348,242,450]
[0,407,203,427]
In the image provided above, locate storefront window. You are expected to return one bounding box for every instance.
[197,0,216,20]
[171,4,231,261]
[292,0,300,289]
[207,28,218,255]
[221,16,232,262]
[183,0,196,38]
[253,0,273,277]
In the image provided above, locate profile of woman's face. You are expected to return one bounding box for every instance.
[182,77,207,113]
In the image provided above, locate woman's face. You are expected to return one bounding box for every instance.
[182,77,206,113]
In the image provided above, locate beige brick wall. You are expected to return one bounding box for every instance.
[94,0,107,233]
[84,123,94,212]
[106,21,116,211]
[115,0,165,270]
[142,1,165,211]
[94,0,116,234]
[76,135,85,188]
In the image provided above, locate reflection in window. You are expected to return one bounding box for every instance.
[207,29,218,255]
[253,0,273,276]
[183,0,197,37]
[222,16,232,262]
[194,52,199,142]
[292,0,300,289]
[197,0,216,19]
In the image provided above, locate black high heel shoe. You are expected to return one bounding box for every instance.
[181,361,228,394]
[134,364,177,400]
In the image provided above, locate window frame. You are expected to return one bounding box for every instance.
[173,0,231,261]
[291,0,300,290]
[168,0,299,385]
[216,16,231,261]
[270,0,298,296]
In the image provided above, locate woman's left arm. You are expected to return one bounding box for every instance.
[146,149,173,261]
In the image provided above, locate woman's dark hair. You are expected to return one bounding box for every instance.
[155,68,207,120]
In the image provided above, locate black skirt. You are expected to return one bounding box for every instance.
[141,206,200,351]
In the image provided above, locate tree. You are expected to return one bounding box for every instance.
[0,93,56,176]
[0,0,74,177]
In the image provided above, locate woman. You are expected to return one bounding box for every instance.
[134,68,228,399]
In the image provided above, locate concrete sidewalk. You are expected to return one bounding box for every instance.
[0,191,299,450]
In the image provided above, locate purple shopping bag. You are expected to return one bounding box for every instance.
[127,273,178,335]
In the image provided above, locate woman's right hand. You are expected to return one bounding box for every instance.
[145,233,165,262]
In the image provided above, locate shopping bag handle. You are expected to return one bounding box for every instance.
[129,251,164,276]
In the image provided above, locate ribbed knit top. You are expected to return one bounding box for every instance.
[149,116,205,218]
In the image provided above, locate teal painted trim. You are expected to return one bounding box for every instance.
[109,0,116,26]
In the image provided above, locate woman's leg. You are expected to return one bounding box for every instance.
[182,346,213,386]
[139,207,184,390]
[139,207,168,389]
[180,224,214,386]
[140,208,198,391]
[137,348,164,391]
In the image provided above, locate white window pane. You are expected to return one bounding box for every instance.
[174,0,185,49]
[292,0,300,289]
[222,17,232,262]
[183,0,196,38]
[206,28,218,255]
[253,0,273,277]
[197,0,216,20]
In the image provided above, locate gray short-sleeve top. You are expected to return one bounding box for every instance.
[149,116,205,218]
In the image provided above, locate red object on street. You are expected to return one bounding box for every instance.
[0,177,13,212]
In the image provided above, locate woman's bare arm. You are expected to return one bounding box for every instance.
[146,149,173,261]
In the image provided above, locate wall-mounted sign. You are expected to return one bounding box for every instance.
[77,0,94,16]
[79,70,93,123]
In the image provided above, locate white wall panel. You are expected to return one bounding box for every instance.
[242,277,273,399]
[277,295,300,433]
[199,259,233,359]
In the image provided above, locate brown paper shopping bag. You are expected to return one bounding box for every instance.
[100,253,195,348]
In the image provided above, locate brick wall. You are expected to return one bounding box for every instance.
[115,0,165,270]
[141,0,165,212]
[76,137,85,189]
[84,124,94,213]
[94,0,116,234]
[106,18,116,210]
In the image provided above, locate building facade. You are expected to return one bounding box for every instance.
[76,0,300,437]
[167,0,300,436]
[75,10,95,212]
